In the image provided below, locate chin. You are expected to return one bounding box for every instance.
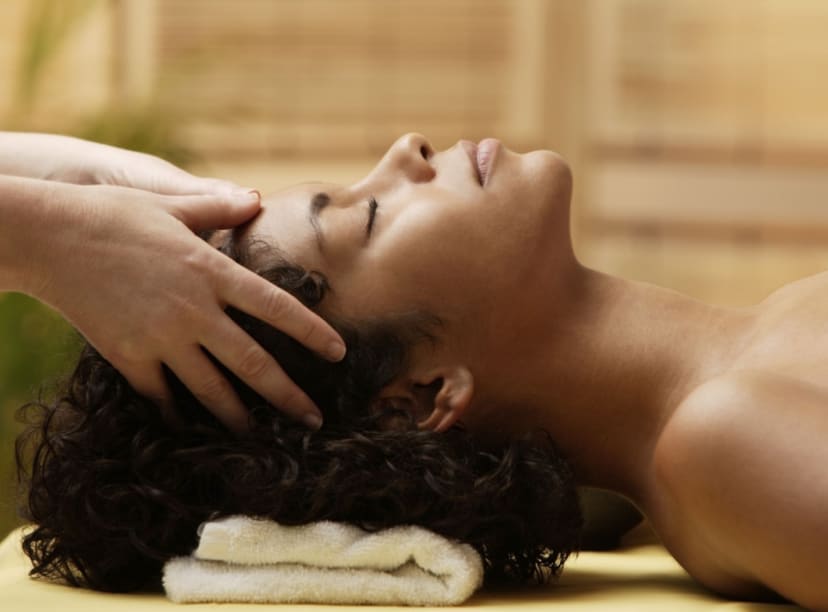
[540,149,572,183]
[524,149,573,212]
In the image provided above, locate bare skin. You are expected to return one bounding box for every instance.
[460,262,828,608]
[0,133,346,431]
[232,133,827,609]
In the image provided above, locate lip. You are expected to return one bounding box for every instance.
[459,139,481,184]
[476,138,501,187]
[459,138,501,187]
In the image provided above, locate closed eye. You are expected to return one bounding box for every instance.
[366,196,379,238]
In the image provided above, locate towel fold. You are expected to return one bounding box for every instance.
[163,515,484,606]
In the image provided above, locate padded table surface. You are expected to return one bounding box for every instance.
[0,526,800,611]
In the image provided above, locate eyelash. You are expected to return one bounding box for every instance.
[367,196,379,236]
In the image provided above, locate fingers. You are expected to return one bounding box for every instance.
[225,265,346,362]
[204,316,324,429]
[119,362,181,427]
[144,161,251,198]
[166,192,262,232]
[165,347,252,434]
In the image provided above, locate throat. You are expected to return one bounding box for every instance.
[465,264,753,500]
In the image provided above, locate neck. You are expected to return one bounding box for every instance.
[470,262,755,501]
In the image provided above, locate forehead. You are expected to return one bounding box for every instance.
[241,182,334,268]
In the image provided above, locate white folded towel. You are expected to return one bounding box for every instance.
[163,515,484,606]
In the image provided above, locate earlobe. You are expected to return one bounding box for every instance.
[416,366,474,433]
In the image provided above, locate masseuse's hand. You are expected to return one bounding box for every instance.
[31,181,344,432]
[67,140,249,198]
[0,131,243,197]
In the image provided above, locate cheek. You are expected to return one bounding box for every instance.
[331,214,474,316]
[328,161,573,318]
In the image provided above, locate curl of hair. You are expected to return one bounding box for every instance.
[16,234,582,592]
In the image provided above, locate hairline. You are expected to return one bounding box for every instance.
[222,228,444,347]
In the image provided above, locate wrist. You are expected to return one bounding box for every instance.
[38,135,105,185]
[0,176,75,296]
[0,132,105,184]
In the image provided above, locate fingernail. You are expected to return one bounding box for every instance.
[232,189,260,205]
[327,341,347,361]
[303,412,323,430]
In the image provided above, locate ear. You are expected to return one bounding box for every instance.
[372,366,474,433]
[413,366,475,433]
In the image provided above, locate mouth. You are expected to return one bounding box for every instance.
[476,138,500,187]
[460,138,501,187]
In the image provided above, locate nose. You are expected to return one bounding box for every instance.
[377,132,436,184]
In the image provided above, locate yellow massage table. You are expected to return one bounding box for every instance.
[0,525,801,611]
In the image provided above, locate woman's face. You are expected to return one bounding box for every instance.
[240,133,574,330]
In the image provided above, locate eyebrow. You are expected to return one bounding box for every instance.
[308,191,330,249]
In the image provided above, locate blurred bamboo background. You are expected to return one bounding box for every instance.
[2,0,828,537]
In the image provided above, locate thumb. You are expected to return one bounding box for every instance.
[146,164,252,198]
[167,191,262,232]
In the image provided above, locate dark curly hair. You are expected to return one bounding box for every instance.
[15,230,583,593]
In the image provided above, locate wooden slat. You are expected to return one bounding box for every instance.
[578,232,828,306]
[153,0,519,156]
[763,1,828,147]
[588,159,828,240]
[586,0,828,154]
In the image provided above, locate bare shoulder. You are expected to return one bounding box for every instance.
[652,370,828,609]
[760,268,828,308]
[660,368,828,447]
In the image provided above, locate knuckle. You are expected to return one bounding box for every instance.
[237,344,271,381]
[194,374,233,402]
[262,288,292,322]
[297,319,318,346]
[180,244,216,275]
[108,337,145,366]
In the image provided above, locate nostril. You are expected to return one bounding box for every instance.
[420,144,432,160]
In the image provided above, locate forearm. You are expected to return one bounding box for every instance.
[0,132,106,183]
[0,174,68,295]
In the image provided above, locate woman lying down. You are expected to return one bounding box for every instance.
[17,133,827,609]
